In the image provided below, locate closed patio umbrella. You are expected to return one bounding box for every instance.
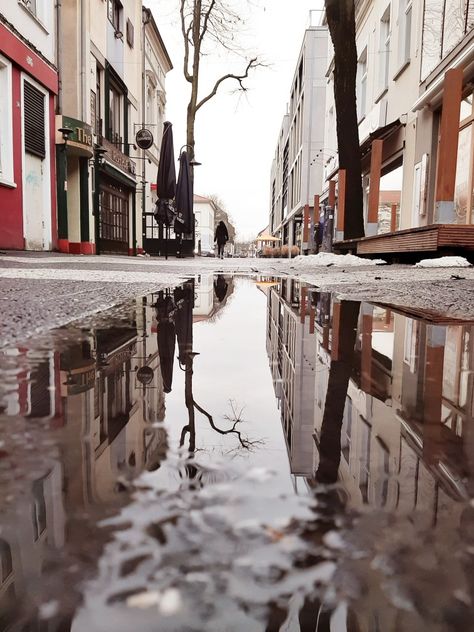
[155,291,176,393]
[154,121,176,258]
[174,280,194,365]
[174,150,194,257]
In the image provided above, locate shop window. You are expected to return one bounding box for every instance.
[0,56,13,185]
[397,0,412,67]
[24,81,46,159]
[379,5,391,93]
[357,47,368,120]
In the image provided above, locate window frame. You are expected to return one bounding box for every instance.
[108,0,122,32]
[0,55,14,188]
[357,46,368,122]
[379,5,391,94]
[397,0,413,68]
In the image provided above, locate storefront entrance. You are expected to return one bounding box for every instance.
[99,177,130,255]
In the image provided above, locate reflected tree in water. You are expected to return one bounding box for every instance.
[316,301,360,484]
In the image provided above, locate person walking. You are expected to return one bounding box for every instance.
[214,220,229,259]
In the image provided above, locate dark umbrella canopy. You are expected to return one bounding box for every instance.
[174,281,194,364]
[155,121,176,227]
[174,151,193,235]
[155,292,176,393]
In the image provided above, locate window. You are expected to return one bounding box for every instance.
[398,0,412,67]
[107,0,122,31]
[24,81,46,159]
[357,47,368,120]
[95,63,103,136]
[126,18,134,48]
[0,56,13,184]
[146,81,155,127]
[379,5,391,93]
[109,82,122,145]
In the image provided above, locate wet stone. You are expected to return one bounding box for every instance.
[0,275,473,630]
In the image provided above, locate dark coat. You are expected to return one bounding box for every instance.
[215,223,229,245]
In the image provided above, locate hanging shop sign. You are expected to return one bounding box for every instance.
[135,128,154,150]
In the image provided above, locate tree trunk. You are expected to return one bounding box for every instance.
[325,0,364,240]
[316,301,360,484]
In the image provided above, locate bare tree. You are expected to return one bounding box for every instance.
[325,0,364,239]
[179,0,263,158]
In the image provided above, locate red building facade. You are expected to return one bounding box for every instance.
[0,13,58,251]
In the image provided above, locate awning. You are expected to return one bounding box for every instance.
[360,118,403,157]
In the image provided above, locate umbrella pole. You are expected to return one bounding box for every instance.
[165,226,168,260]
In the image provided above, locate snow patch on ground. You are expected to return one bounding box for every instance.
[414,256,472,268]
[291,253,386,267]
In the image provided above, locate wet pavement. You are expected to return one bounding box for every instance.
[0,274,473,631]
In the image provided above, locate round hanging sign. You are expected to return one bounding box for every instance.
[135,128,154,150]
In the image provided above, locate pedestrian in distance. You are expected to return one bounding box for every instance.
[214,220,229,259]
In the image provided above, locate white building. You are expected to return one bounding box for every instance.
[194,194,215,255]
[269,20,328,250]
[56,0,171,255]
[317,0,474,253]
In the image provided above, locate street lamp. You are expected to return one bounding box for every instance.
[178,144,202,168]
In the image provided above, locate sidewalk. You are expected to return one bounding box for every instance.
[1,251,474,347]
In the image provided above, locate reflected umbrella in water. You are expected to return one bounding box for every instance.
[155,290,176,393]
[174,150,194,257]
[154,121,176,259]
[316,301,360,484]
[175,280,194,365]
[214,275,229,303]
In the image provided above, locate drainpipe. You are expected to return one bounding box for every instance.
[55,1,62,113]
[80,0,87,121]
[141,8,151,256]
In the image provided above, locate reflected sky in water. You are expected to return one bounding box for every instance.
[0,275,473,631]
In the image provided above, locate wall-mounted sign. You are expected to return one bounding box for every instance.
[61,115,93,148]
[135,128,154,150]
[101,138,136,178]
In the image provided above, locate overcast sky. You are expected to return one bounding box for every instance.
[147,0,325,239]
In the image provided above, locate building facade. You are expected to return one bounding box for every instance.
[57,0,171,256]
[269,22,328,250]
[272,1,474,252]
[0,1,59,251]
[194,194,215,255]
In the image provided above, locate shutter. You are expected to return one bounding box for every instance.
[24,82,46,159]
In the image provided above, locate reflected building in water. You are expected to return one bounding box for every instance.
[266,279,474,524]
[0,276,236,629]
[0,295,172,628]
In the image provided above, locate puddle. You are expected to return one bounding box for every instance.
[0,275,473,630]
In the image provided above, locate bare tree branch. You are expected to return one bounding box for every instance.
[193,399,260,450]
[200,0,217,43]
[180,0,193,82]
[195,57,260,112]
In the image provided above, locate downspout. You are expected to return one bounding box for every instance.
[80,0,87,120]
[55,1,62,113]
[141,8,151,256]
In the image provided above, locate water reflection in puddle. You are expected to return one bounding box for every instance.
[0,275,473,630]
